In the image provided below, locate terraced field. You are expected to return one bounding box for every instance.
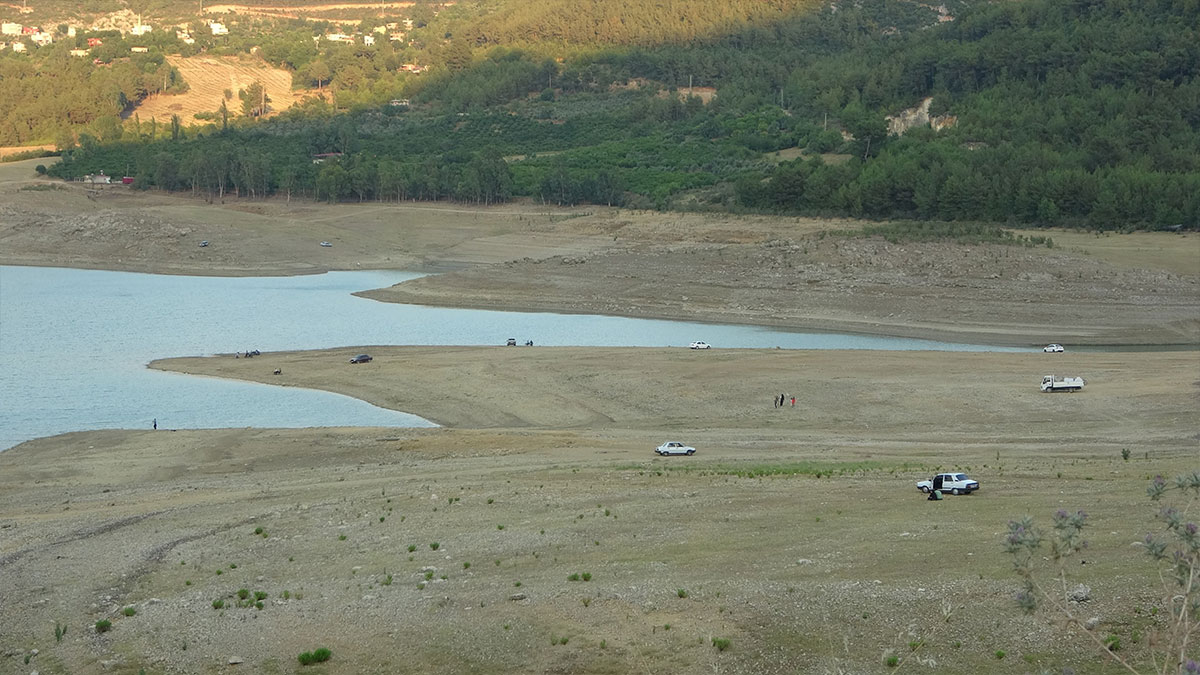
[127,55,311,124]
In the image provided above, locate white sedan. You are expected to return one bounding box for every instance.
[1043,343,1065,352]
[688,341,711,350]
[656,442,696,456]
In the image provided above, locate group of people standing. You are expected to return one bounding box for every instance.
[773,393,795,408]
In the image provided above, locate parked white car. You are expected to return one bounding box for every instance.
[1043,343,1065,352]
[917,473,979,495]
[688,341,711,350]
[656,441,696,456]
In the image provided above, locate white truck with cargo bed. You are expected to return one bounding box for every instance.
[1041,374,1084,392]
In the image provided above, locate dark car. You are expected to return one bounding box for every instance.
[349,354,372,364]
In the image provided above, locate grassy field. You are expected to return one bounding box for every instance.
[1011,228,1200,277]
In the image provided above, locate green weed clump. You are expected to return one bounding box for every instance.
[712,637,731,651]
[55,621,67,642]
[212,599,224,609]
[122,606,136,617]
[676,588,688,598]
[95,619,112,633]
[298,647,332,665]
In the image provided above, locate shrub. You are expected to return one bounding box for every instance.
[237,589,250,600]
[408,544,417,552]
[676,588,688,598]
[254,591,268,601]
[55,621,67,642]
[254,526,263,535]
[122,606,136,617]
[95,619,112,633]
[212,599,224,609]
[581,572,592,581]
[568,573,580,581]
[298,647,332,665]
[712,637,731,651]
[885,655,899,667]
[430,542,440,551]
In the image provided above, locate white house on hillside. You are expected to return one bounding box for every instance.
[209,22,228,35]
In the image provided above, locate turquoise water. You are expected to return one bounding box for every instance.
[0,265,1021,449]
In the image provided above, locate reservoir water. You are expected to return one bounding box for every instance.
[0,265,1021,450]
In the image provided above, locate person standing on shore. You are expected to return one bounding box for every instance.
[790,396,795,407]
[152,418,157,430]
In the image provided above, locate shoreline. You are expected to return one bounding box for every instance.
[4,258,1192,348]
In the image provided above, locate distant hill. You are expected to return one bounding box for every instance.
[41,0,1200,229]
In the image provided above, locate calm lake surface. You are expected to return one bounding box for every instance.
[0,265,1022,450]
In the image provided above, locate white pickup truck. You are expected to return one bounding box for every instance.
[1041,374,1085,392]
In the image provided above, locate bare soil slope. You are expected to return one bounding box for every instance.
[128,56,308,123]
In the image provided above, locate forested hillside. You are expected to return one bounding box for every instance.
[39,0,1200,229]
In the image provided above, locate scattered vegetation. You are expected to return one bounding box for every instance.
[94,619,112,633]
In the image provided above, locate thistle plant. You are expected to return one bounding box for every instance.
[1004,472,1200,675]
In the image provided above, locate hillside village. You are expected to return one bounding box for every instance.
[0,9,426,70]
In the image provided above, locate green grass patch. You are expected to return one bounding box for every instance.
[298,647,332,665]
[622,460,886,479]
[834,221,1054,248]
